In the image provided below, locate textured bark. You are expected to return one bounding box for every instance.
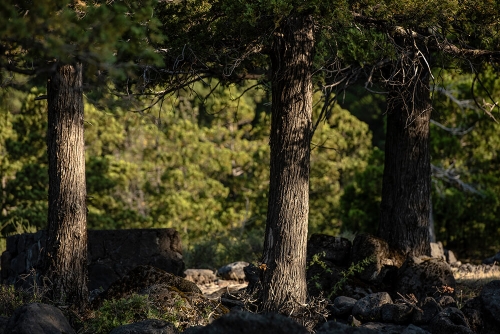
[260,14,314,312]
[379,37,432,257]
[43,63,89,309]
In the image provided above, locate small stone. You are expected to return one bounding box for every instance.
[331,296,357,318]
[352,292,392,322]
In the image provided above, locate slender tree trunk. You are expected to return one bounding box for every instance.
[260,14,314,312]
[43,63,89,310]
[379,36,432,257]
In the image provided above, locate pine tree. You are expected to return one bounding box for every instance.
[154,0,352,312]
[351,0,500,256]
[0,0,162,310]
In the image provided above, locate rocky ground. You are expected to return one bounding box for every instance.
[187,259,500,303]
[180,238,500,334]
[184,263,249,299]
[184,242,500,303]
[4,235,500,334]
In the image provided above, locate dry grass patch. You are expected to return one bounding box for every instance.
[454,265,500,307]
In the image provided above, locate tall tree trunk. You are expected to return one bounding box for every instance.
[43,63,89,310]
[379,35,432,257]
[260,14,314,312]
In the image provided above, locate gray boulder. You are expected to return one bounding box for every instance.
[444,249,457,265]
[401,324,431,334]
[483,251,500,265]
[351,234,405,283]
[243,263,259,293]
[307,233,352,267]
[412,297,442,325]
[316,320,377,333]
[435,295,457,309]
[361,322,407,333]
[430,307,473,334]
[184,269,216,285]
[110,319,178,334]
[0,316,8,334]
[352,292,392,322]
[479,279,500,324]
[331,296,357,318]
[185,310,308,334]
[396,256,455,301]
[5,303,75,334]
[380,303,414,324]
[217,262,248,281]
[461,297,484,334]
[91,265,201,309]
[430,242,446,261]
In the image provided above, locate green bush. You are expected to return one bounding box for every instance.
[184,228,264,269]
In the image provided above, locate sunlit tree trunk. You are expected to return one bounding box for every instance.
[43,63,89,310]
[260,13,314,312]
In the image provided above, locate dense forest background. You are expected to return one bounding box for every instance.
[1,67,500,267]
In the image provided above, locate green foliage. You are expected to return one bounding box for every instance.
[0,279,48,317]
[1,81,374,262]
[333,26,395,67]
[328,256,375,299]
[0,285,25,317]
[85,294,160,334]
[0,88,48,238]
[0,0,164,92]
[5,66,500,261]
[306,251,333,292]
[306,252,374,300]
[309,98,374,235]
[186,228,264,269]
[339,149,384,235]
[84,291,225,333]
[339,66,500,259]
[429,67,500,258]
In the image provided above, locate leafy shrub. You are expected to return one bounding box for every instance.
[84,294,159,334]
[84,290,227,333]
[0,279,47,317]
[306,252,374,300]
[328,256,375,299]
[185,228,263,269]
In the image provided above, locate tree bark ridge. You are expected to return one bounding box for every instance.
[260,13,314,312]
[44,63,89,309]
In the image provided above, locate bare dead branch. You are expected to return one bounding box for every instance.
[431,164,483,196]
[430,119,475,136]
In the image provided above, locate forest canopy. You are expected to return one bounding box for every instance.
[1,0,500,269]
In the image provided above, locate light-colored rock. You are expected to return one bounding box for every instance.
[446,249,458,264]
[184,269,216,285]
[217,262,249,281]
[430,242,446,260]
